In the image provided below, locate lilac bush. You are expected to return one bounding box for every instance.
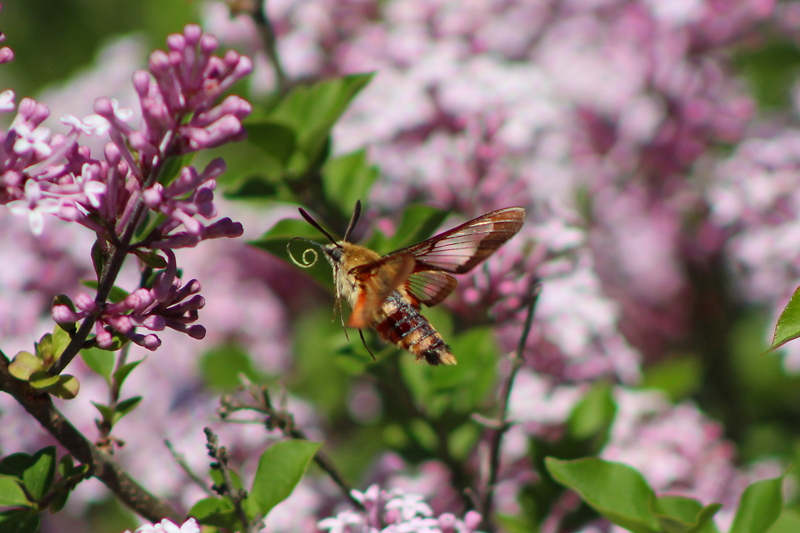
[1,0,799,532]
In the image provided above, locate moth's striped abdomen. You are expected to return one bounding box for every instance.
[373,292,456,365]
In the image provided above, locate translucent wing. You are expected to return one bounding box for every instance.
[347,207,525,321]
[393,207,526,274]
[405,271,458,307]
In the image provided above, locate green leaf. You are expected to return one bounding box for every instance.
[133,250,168,269]
[22,447,56,502]
[268,74,373,175]
[8,352,45,381]
[80,280,130,304]
[734,39,800,110]
[251,440,322,516]
[52,325,71,361]
[568,381,616,441]
[766,285,800,354]
[91,402,114,423]
[654,495,722,533]
[378,205,450,253]
[0,477,30,507]
[400,321,498,417]
[80,348,115,384]
[27,371,80,398]
[0,510,40,533]
[210,467,244,492]
[246,120,297,166]
[545,457,660,533]
[729,476,783,533]
[28,371,60,391]
[188,496,238,529]
[199,343,265,390]
[49,374,80,400]
[48,489,69,514]
[156,153,190,188]
[57,455,88,480]
[641,355,703,401]
[768,509,800,533]
[448,423,480,461]
[250,218,334,289]
[0,454,30,480]
[34,334,55,366]
[112,396,142,424]
[112,358,144,388]
[91,240,107,280]
[408,419,439,452]
[322,149,378,218]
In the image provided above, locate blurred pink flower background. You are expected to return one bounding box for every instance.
[2,0,798,531]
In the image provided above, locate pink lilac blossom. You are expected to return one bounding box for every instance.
[0,24,250,349]
[0,21,302,523]
[317,485,484,533]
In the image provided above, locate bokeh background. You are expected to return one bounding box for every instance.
[4,0,800,531]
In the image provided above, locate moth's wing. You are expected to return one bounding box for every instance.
[405,271,459,307]
[395,207,526,274]
[348,253,415,329]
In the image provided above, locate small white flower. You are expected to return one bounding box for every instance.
[60,113,112,136]
[13,122,52,157]
[109,98,134,122]
[317,510,365,533]
[351,484,381,505]
[385,493,433,521]
[7,179,61,235]
[78,163,107,208]
[123,517,200,533]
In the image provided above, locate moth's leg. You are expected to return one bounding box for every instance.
[359,329,375,361]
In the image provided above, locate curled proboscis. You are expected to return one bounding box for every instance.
[287,238,320,268]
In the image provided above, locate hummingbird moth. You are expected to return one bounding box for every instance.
[289,202,525,365]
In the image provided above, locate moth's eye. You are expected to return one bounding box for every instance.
[327,247,343,262]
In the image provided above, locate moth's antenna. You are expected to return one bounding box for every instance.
[343,200,362,242]
[298,208,338,245]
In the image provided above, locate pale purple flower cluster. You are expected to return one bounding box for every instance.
[318,485,484,533]
[0,24,251,349]
[53,251,206,350]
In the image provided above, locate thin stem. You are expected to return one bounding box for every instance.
[96,342,132,451]
[252,2,289,93]
[204,428,263,533]
[481,281,542,531]
[0,353,181,523]
[165,440,216,498]
[51,147,175,375]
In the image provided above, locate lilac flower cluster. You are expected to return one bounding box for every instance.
[52,251,206,349]
[0,24,251,351]
[318,485,484,533]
